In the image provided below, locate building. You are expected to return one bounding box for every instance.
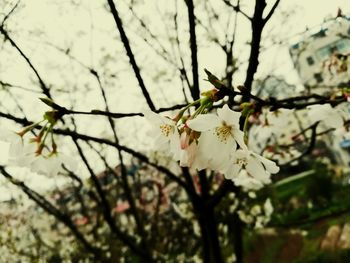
[289,15,350,94]
[249,14,350,171]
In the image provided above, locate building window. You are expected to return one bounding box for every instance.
[335,39,350,53]
[314,73,323,83]
[306,56,315,65]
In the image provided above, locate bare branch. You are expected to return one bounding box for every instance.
[222,0,251,21]
[0,26,51,98]
[107,0,156,111]
[0,0,21,27]
[263,0,281,24]
[92,69,153,259]
[72,138,150,260]
[0,165,102,259]
[185,0,200,101]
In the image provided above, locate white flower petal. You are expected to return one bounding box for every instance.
[232,171,264,190]
[224,163,241,180]
[187,114,221,132]
[0,128,19,142]
[144,110,173,126]
[324,113,343,129]
[255,154,280,174]
[246,157,267,179]
[307,104,344,129]
[169,133,181,160]
[198,131,233,171]
[217,105,240,125]
[233,129,247,150]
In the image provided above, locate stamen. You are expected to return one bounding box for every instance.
[214,123,232,143]
[160,124,173,137]
[236,158,248,166]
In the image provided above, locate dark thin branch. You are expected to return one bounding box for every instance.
[198,170,209,198]
[242,0,266,100]
[0,26,51,98]
[263,0,281,24]
[174,1,192,96]
[65,102,187,118]
[0,80,42,93]
[281,122,319,166]
[1,0,21,27]
[125,1,177,66]
[107,0,156,111]
[208,180,238,208]
[62,165,84,189]
[185,0,200,101]
[222,0,251,21]
[0,165,102,259]
[92,69,153,260]
[224,0,239,99]
[181,167,199,199]
[72,138,148,259]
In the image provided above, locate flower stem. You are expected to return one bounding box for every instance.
[17,120,45,137]
[36,123,54,155]
[243,111,253,144]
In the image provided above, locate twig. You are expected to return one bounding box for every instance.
[185,0,200,101]
[0,26,51,98]
[107,0,156,111]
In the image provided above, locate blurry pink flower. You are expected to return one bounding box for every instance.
[113,202,130,213]
[75,216,89,226]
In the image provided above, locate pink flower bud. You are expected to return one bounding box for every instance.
[180,131,189,149]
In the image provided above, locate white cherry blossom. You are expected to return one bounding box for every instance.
[0,128,75,177]
[307,104,344,129]
[224,149,279,189]
[143,110,181,160]
[186,105,246,171]
[249,108,293,150]
[232,170,265,190]
[0,128,36,167]
[30,153,76,177]
[179,140,208,171]
[265,108,293,128]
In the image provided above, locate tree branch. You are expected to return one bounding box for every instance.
[0,26,51,98]
[263,0,281,25]
[72,138,149,260]
[222,0,251,21]
[0,165,102,259]
[107,0,156,111]
[185,0,200,101]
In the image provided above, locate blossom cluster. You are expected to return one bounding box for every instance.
[0,110,75,177]
[144,97,280,190]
